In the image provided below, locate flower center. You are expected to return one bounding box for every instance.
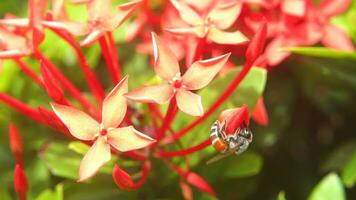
[100,129,108,136]
[172,79,182,88]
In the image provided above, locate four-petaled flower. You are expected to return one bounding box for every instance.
[42,0,142,46]
[51,76,155,182]
[125,32,231,116]
[167,0,248,45]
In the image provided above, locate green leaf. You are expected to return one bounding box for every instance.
[40,141,116,180]
[0,188,12,200]
[341,153,356,188]
[68,141,90,155]
[0,60,19,92]
[284,47,356,60]
[201,151,263,180]
[322,141,356,172]
[276,191,286,200]
[40,142,82,180]
[308,173,345,200]
[221,152,263,178]
[36,184,64,200]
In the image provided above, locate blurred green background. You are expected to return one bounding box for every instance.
[1,0,356,200]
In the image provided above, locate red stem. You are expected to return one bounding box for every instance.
[18,192,26,200]
[49,28,105,103]
[158,98,177,141]
[191,37,206,65]
[0,93,45,124]
[157,138,211,158]
[98,34,120,84]
[14,59,45,88]
[106,32,121,80]
[164,60,254,143]
[33,51,95,113]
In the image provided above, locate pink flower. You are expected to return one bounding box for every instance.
[125,32,230,116]
[42,0,142,46]
[167,0,248,45]
[51,76,155,182]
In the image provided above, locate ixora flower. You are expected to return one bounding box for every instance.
[125,32,231,116]
[51,76,155,182]
[218,105,250,134]
[167,0,247,45]
[42,0,142,46]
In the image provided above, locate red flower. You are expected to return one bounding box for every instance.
[218,105,250,134]
[125,32,230,116]
[167,0,248,45]
[51,76,155,182]
[42,0,142,46]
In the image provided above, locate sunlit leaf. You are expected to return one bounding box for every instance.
[308,173,345,200]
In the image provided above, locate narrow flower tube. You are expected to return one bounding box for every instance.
[14,59,45,88]
[47,28,105,103]
[0,93,45,124]
[14,164,28,200]
[168,163,216,196]
[33,51,95,113]
[9,124,24,166]
[158,138,211,158]
[40,60,70,105]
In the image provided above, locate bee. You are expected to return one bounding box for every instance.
[208,120,253,164]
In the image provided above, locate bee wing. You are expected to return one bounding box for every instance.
[206,150,235,164]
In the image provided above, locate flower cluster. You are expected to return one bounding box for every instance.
[0,0,353,199]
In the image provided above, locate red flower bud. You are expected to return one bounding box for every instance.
[8,124,23,155]
[14,164,28,195]
[218,105,250,134]
[169,163,216,196]
[245,19,267,64]
[112,164,135,190]
[40,60,68,105]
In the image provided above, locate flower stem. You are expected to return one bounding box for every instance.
[0,93,45,124]
[157,138,211,158]
[49,28,105,103]
[158,97,177,141]
[98,34,121,84]
[164,60,254,143]
[14,59,44,88]
[33,51,95,113]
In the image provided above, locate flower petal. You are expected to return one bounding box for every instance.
[80,29,103,47]
[101,0,142,31]
[208,27,248,45]
[218,105,250,134]
[208,1,243,29]
[102,76,128,129]
[42,21,90,36]
[151,32,181,81]
[281,0,306,17]
[78,136,111,182]
[245,20,267,63]
[170,0,204,26]
[0,18,29,27]
[182,53,230,90]
[176,89,203,116]
[108,126,155,152]
[252,97,269,126]
[125,84,174,104]
[321,24,355,52]
[51,103,99,140]
[87,0,113,21]
[319,0,352,17]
